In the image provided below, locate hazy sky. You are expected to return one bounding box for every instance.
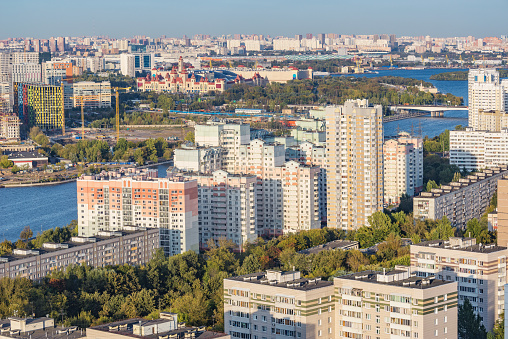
[1,0,507,39]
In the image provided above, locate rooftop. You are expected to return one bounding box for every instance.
[337,269,452,289]
[416,166,508,199]
[226,270,333,291]
[88,318,227,339]
[0,227,155,263]
[413,237,507,253]
[5,151,48,160]
[298,240,359,255]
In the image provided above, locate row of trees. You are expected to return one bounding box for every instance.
[53,137,172,165]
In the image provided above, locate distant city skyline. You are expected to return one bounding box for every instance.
[1,0,507,39]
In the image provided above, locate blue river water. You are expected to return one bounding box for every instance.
[0,69,470,240]
[336,68,469,138]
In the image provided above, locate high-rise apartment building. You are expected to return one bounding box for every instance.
[0,114,21,140]
[173,145,225,174]
[234,139,321,235]
[76,168,199,256]
[13,83,64,130]
[325,99,384,230]
[494,177,508,247]
[413,166,508,228]
[335,269,457,339]
[120,54,135,77]
[468,69,508,130]
[383,133,423,204]
[120,53,154,77]
[72,81,112,108]
[224,270,335,339]
[477,109,508,131]
[411,237,508,331]
[178,170,257,250]
[450,128,508,171]
[224,268,458,339]
[195,122,251,172]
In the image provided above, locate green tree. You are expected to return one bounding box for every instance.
[184,131,195,143]
[426,180,439,192]
[0,155,13,168]
[20,226,33,241]
[458,298,487,339]
[465,218,491,244]
[491,312,504,339]
[11,165,20,174]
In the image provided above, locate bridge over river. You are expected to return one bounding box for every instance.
[388,105,468,118]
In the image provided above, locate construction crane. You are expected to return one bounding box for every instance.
[112,87,131,143]
[70,94,100,140]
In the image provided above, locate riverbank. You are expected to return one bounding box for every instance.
[0,178,77,188]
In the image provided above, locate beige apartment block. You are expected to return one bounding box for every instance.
[411,237,508,331]
[335,269,458,339]
[413,167,508,228]
[76,168,199,256]
[325,99,384,230]
[496,177,508,247]
[0,114,21,140]
[173,145,225,174]
[478,109,508,131]
[383,133,423,205]
[224,270,336,339]
[178,170,258,251]
[72,81,112,108]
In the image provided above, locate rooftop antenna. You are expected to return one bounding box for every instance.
[410,122,415,137]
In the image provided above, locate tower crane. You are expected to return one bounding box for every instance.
[70,94,100,140]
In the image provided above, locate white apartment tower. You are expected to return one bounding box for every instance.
[181,170,258,250]
[468,68,508,130]
[195,122,251,172]
[326,99,384,230]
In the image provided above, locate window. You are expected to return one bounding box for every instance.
[444,294,448,301]
[318,320,321,326]
[435,330,438,337]
[444,316,447,323]
[435,319,438,325]
[318,330,322,337]
[434,308,438,314]
[444,327,447,334]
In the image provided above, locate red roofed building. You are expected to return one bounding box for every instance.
[137,56,267,94]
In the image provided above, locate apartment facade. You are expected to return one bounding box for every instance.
[383,134,423,204]
[179,170,258,251]
[13,82,64,130]
[0,114,21,140]
[450,128,508,171]
[76,168,199,256]
[72,81,112,108]
[224,270,336,339]
[195,122,251,172]
[224,269,457,339]
[478,109,508,131]
[413,166,508,228]
[495,178,508,248]
[411,237,508,331]
[335,270,457,339]
[325,99,384,230]
[0,227,159,280]
[173,146,225,174]
[234,141,321,236]
[468,68,508,130]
